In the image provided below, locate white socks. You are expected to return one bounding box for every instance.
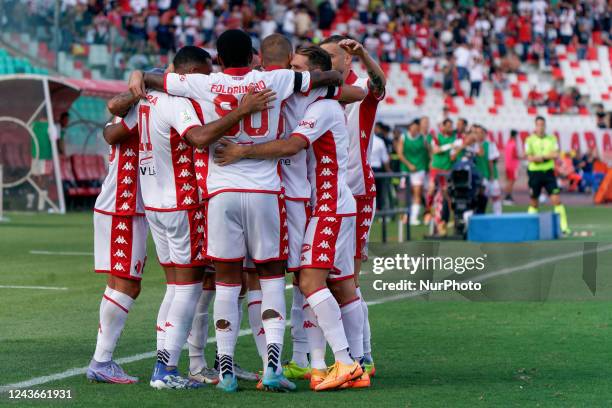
[260,276,287,374]
[306,287,352,365]
[188,288,215,373]
[303,302,327,370]
[214,283,241,357]
[156,283,175,351]
[247,289,267,368]
[340,297,364,361]
[356,287,372,360]
[93,286,134,363]
[160,282,201,367]
[290,286,309,367]
[492,199,502,215]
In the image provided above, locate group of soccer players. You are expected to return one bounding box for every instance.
[86,29,386,392]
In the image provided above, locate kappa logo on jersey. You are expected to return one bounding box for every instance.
[181,183,194,191]
[362,205,373,213]
[121,175,134,185]
[361,130,367,139]
[303,320,317,329]
[361,218,372,227]
[283,232,289,241]
[120,190,133,198]
[194,211,203,220]
[114,235,127,244]
[298,119,316,129]
[320,155,333,164]
[317,253,331,262]
[301,244,312,253]
[115,222,128,231]
[178,169,193,178]
[182,196,196,206]
[321,181,332,190]
[122,162,135,171]
[320,168,333,176]
[176,141,188,151]
[123,148,136,157]
[321,192,333,200]
[321,226,334,235]
[283,247,289,255]
[114,249,127,258]
[324,217,337,222]
[195,159,206,168]
[177,155,191,164]
[318,204,331,212]
[119,203,131,211]
[197,225,204,233]
[318,240,331,249]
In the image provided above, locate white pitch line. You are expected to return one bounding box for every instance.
[29,250,93,256]
[0,285,68,291]
[3,244,610,392]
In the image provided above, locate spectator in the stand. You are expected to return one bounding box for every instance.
[503,129,520,205]
[518,12,532,61]
[559,90,576,114]
[595,104,611,129]
[456,118,468,139]
[547,86,560,109]
[295,5,312,40]
[559,5,576,45]
[453,41,470,81]
[422,50,436,88]
[468,48,484,98]
[577,147,605,193]
[420,116,431,137]
[442,57,457,97]
[527,86,543,107]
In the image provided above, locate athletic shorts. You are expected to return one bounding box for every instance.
[94,212,148,281]
[146,207,208,268]
[409,170,426,187]
[429,168,449,188]
[300,215,356,282]
[355,196,375,261]
[207,192,288,263]
[528,170,559,199]
[505,166,518,182]
[286,199,311,272]
[483,179,502,198]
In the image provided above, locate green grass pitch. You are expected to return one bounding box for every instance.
[1,206,612,407]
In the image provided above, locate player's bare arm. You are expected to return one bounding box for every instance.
[127,70,165,98]
[309,70,343,89]
[107,91,140,117]
[103,122,132,145]
[338,85,367,103]
[338,39,386,98]
[214,136,307,166]
[184,88,276,148]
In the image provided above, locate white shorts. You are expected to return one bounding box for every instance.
[410,170,426,187]
[94,212,148,281]
[483,179,502,198]
[207,192,288,263]
[146,207,207,268]
[286,199,311,272]
[300,215,356,282]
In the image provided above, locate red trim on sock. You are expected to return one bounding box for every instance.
[174,281,201,285]
[103,294,129,313]
[216,282,242,287]
[339,296,360,308]
[248,300,262,308]
[259,274,285,280]
[305,286,327,298]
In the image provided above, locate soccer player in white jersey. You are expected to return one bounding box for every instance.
[86,99,148,384]
[321,36,386,376]
[113,46,275,390]
[252,36,367,384]
[128,30,342,392]
[214,48,365,391]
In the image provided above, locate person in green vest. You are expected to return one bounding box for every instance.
[525,116,570,234]
[474,124,502,215]
[396,119,429,225]
[424,118,456,232]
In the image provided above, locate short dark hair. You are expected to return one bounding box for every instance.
[510,129,518,138]
[173,46,211,70]
[409,119,420,128]
[442,118,453,126]
[261,34,292,66]
[320,34,351,46]
[458,117,468,125]
[217,29,253,68]
[535,115,546,123]
[295,45,332,71]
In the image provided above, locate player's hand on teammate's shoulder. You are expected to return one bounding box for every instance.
[238,87,277,115]
[128,70,146,99]
[338,39,366,58]
[214,139,246,166]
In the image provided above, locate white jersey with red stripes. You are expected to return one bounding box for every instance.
[94,114,144,216]
[123,90,203,211]
[164,67,311,197]
[344,70,384,197]
[280,86,340,200]
[290,99,356,217]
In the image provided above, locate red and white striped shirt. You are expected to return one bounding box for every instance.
[94,114,144,216]
[290,99,355,217]
[344,70,384,198]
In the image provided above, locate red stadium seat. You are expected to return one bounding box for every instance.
[587,47,598,61]
[413,97,424,106]
[385,96,396,104]
[570,61,579,68]
[397,88,407,96]
[488,107,498,114]
[552,67,563,79]
[603,93,610,101]
[592,69,601,77]
[576,77,586,84]
[463,97,474,106]
[527,106,537,115]
[579,107,589,115]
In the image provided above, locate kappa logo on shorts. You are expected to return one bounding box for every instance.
[321,226,334,235]
[115,222,129,231]
[321,181,332,190]
[317,254,330,262]
[317,240,330,249]
[301,244,311,253]
[114,235,127,244]
[257,327,265,336]
[303,320,317,329]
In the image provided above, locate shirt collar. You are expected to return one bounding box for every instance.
[264,65,285,71]
[346,69,359,85]
[223,67,252,76]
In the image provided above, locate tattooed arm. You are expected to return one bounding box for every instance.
[338,38,386,99]
[107,91,140,117]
